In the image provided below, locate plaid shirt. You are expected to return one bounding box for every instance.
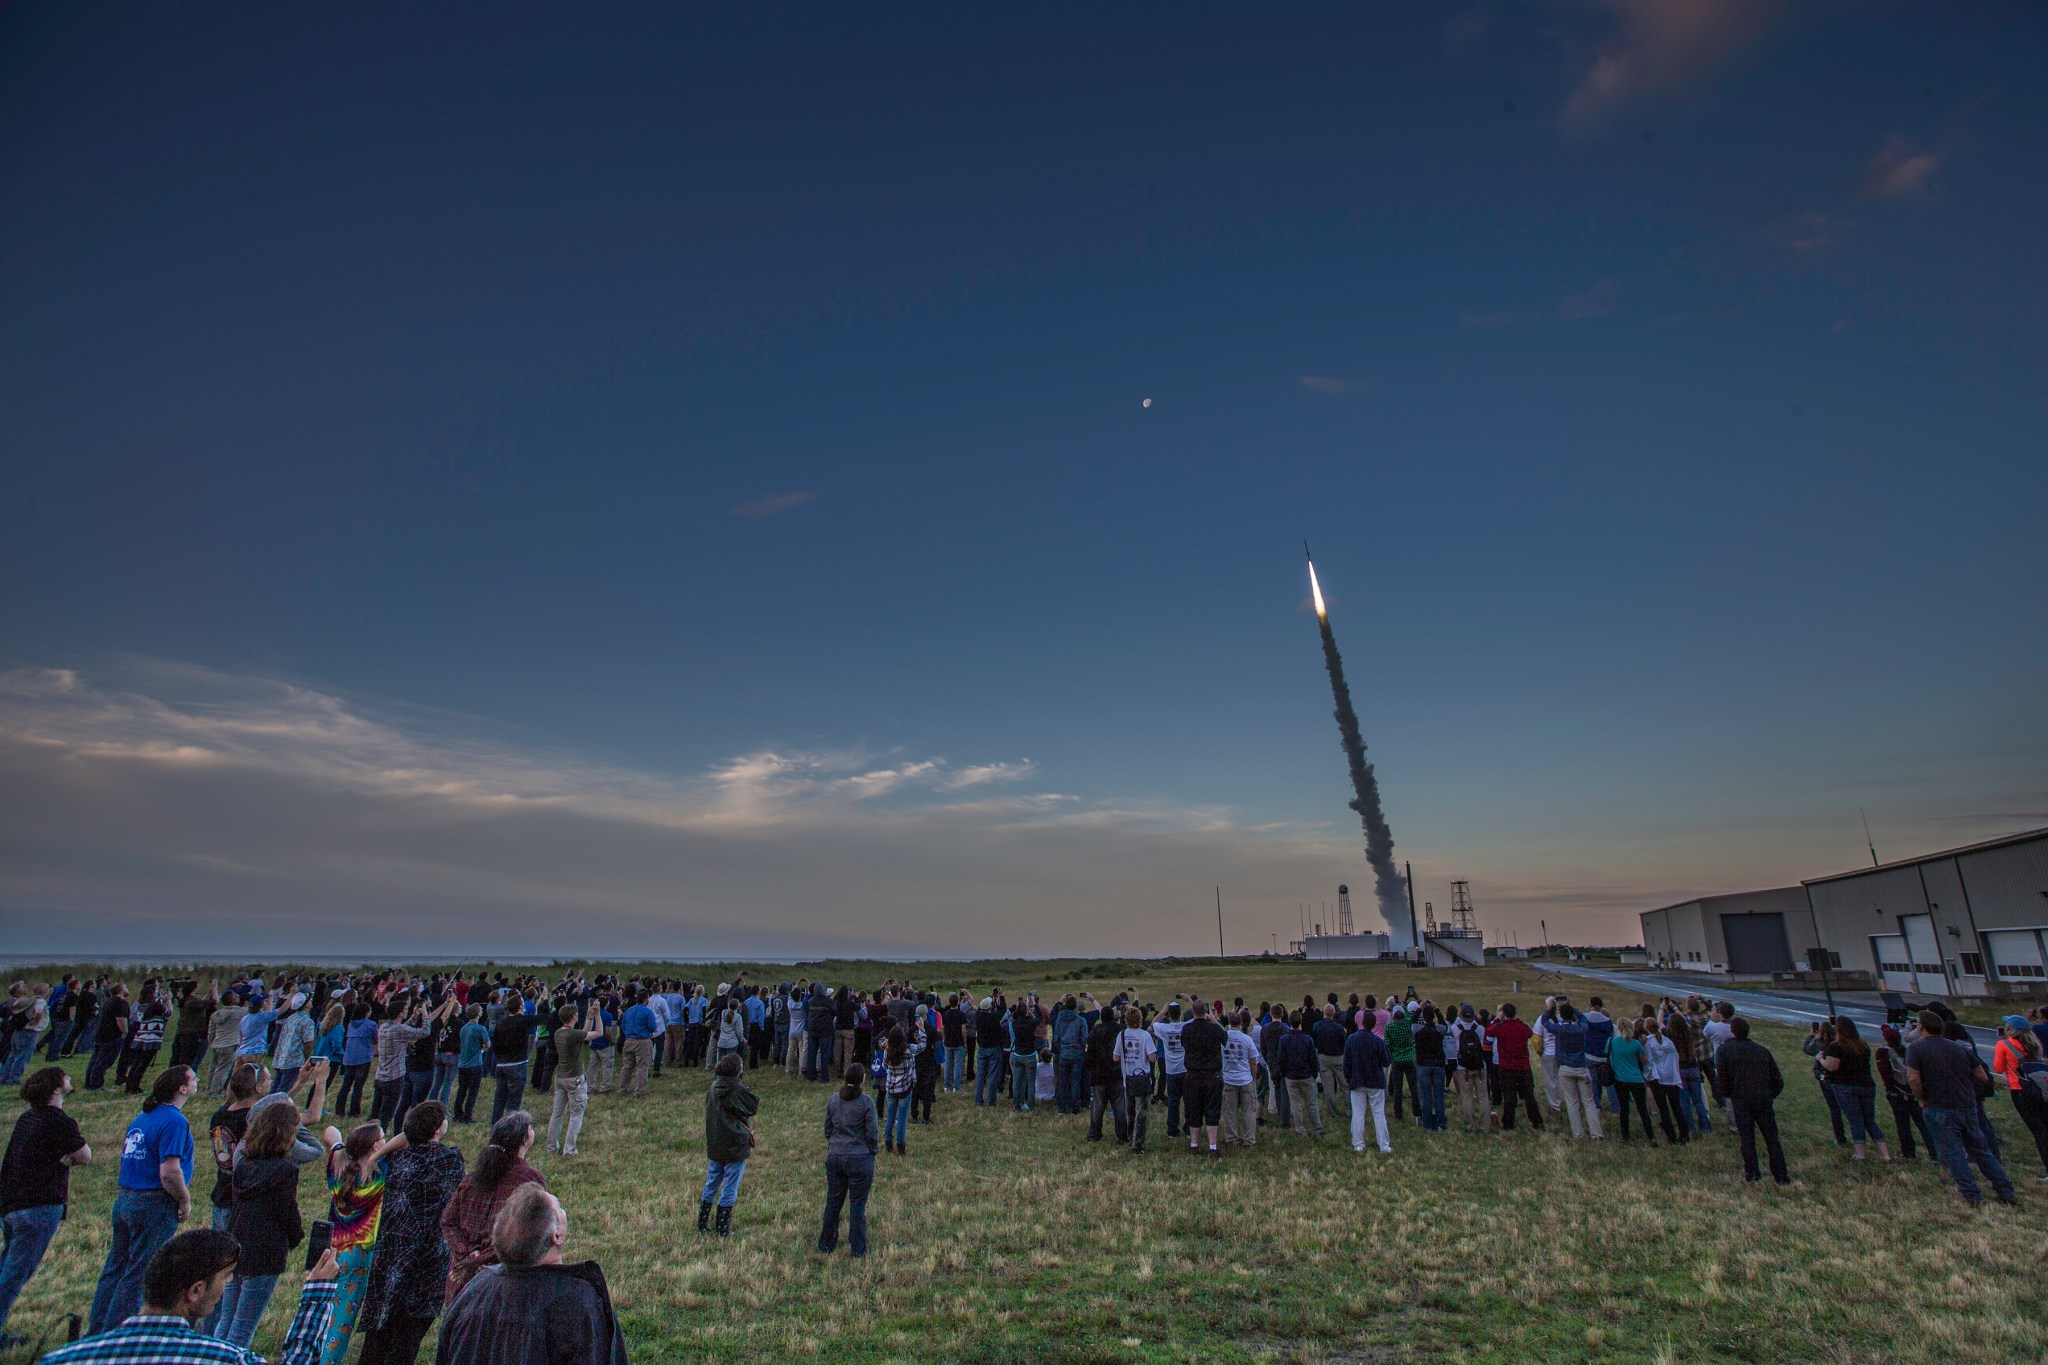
[373,1020,426,1082]
[38,1282,334,1365]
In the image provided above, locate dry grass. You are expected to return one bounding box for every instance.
[5,959,2045,1363]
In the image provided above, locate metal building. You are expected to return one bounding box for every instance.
[1803,827,2048,1001]
[1638,887,1818,976]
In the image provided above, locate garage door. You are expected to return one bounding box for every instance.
[1901,915,1946,995]
[1986,929,2047,985]
[1722,913,1793,974]
[1872,935,1913,992]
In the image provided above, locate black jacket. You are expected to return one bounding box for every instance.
[704,1073,758,1164]
[227,1156,303,1277]
[1715,1037,1785,1110]
[436,1261,628,1365]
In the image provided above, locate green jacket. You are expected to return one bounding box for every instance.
[1384,1011,1416,1064]
[705,1072,759,1164]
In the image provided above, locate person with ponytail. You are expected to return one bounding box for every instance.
[438,1110,543,1304]
[88,1063,198,1334]
[356,1101,462,1365]
[318,1119,406,1365]
[819,1064,879,1257]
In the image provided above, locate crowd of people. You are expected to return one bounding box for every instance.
[2,965,2045,1363]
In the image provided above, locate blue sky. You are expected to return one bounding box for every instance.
[3,2,2043,956]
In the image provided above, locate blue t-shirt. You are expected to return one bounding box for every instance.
[119,1105,195,1191]
[744,996,765,1027]
[458,1020,490,1067]
[687,997,705,1026]
[236,1009,279,1056]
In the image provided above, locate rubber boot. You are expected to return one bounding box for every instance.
[697,1200,712,1233]
[715,1204,733,1238]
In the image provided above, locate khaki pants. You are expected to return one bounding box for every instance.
[1318,1055,1348,1120]
[1221,1081,1259,1146]
[1456,1068,1486,1133]
[1559,1065,1603,1139]
[589,1047,614,1093]
[836,1029,855,1069]
[786,1032,805,1073]
[1287,1078,1323,1136]
[619,1038,653,1096]
[547,1075,588,1154]
[205,1046,237,1096]
[1541,1054,1563,1111]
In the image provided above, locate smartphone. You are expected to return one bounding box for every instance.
[305,1218,332,1272]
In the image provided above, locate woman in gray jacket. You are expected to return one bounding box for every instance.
[819,1065,879,1257]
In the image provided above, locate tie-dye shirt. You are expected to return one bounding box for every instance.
[327,1155,388,1252]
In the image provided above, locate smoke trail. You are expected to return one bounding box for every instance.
[1315,606,1410,949]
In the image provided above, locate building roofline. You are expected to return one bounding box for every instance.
[1802,826,2048,886]
[1640,887,1804,918]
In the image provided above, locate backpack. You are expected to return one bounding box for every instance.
[1457,1025,1484,1069]
[2019,1059,2048,1104]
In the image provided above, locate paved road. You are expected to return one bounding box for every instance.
[1534,962,2003,1046]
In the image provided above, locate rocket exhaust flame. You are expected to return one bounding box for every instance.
[1304,551,1409,951]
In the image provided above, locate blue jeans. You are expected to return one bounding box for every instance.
[944,1048,964,1092]
[490,1063,526,1126]
[1830,1084,1885,1145]
[885,1093,911,1145]
[1010,1055,1036,1111]
[41,1021,73,1063]
[84,1038,121,1091]
[819,1153,873,1255]
[212,1271,278,1348]
[1923,1105,2015,1204]
[701,1158,746,1209]
[1679,1069,1712,1133]
[0,1032,37,1086]
[90,1189,179,1334]
[1417,1065,1448,1131]
[271,1065,301,1099]
[0,1204,64,1335]
[975,1049,1007,1105]
[431,1054,456,1103]
[1055,1057,1085,1114]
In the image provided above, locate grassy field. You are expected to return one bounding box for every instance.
[4,958,2045,1364]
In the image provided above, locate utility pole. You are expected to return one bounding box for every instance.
[1541,918,1551,961]
[1215,886,1225,958]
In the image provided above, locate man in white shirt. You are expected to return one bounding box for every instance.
[1116,1009,1158,1153]
[1150,1003,1188,1140]
[1219,1013,1264,1149]
[1699,1003,1736,1120]
[1534,997,1563,1113]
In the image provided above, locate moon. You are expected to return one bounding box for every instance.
[1141,397,1152,408]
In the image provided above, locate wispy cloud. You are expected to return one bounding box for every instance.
[729,489,819,520]
[0,664,1344,957]
[1297,375,1362,397]
[1459,308,1534,330]
[1772,210,1851,255]
[1561,0,1787,131]
[1556,278,1621,320]
[1859,136,1943,199]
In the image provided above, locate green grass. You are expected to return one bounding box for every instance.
[6,959,2046,1363]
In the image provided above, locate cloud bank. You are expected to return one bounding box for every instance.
[0,663,1349,958]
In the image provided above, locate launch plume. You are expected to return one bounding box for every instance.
[1306,552,1410,950]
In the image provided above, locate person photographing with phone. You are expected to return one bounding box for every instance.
[44,1228,340,1365]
